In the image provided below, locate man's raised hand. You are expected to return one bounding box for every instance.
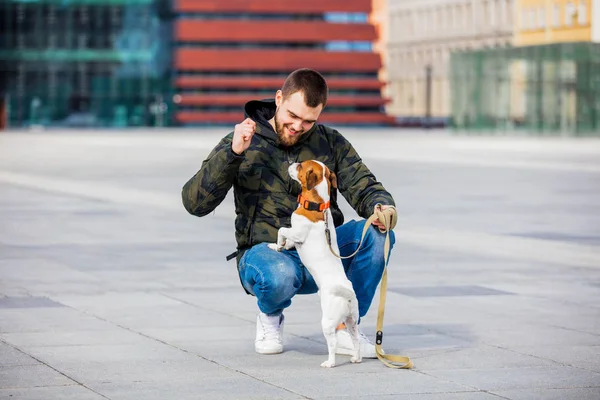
[232,118,256,155]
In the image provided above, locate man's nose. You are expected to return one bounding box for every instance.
[292,120,302,131]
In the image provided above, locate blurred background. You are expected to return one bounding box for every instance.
[0,0,598,135]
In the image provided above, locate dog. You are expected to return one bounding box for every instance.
[268,160,361,368]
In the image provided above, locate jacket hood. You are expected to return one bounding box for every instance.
[243,99,317,147]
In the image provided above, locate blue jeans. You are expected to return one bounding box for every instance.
[238,219,395,318]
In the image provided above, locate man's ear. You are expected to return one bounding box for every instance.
[306,169,318,191]
[275,90,283,107]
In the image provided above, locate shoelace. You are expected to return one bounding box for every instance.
[261,317,281,340]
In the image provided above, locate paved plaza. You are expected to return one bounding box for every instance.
[0,128,599,399]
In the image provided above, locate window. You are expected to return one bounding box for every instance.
[538,7,546,29]
[521,9,528,30]
[324,12,368,24]
[325,41,372,52]
[553,4,561,27]
[565,2,574,26]
[578,1,587,25]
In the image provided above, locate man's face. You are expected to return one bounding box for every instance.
[273,91,323,147]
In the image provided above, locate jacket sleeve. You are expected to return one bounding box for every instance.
[181,133,244,217]
[332,131,395,219]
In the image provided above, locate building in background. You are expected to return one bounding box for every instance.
[370,0,389,94]
[0,0,173,128]
[515,0,599,46]
[173,0,391,126]
[386,0,514,127]
[451,0,600,135]
[0,0,390,128]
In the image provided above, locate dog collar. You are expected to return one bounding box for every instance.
[297,194,330,212]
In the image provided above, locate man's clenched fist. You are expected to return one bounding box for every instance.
[232,118,256,155]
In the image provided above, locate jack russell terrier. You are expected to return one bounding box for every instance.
[268,160,361,368]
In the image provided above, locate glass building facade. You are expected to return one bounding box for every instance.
[0,0,172,128]
[450,42,600,136]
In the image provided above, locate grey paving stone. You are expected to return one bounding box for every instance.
[423,366,600,391]
[492,387,600,400]
[465,323,600,348]
[2,130,600,398]
[84,304,251,330]
[0,284,31,298]
[508,231,600,245]
[390,285,515,297]
[22,341,197,366]
[508,345,600,372]
[0,308,115,334]
[53,292,185,312]
[139,324,256,343]
[157,287,264,316]
[32,359,231,386]
[244,368,470,398]
[1,329,153,348]
[0,296,64,309]
[0,343,39,367]
[319,393,500,400]
[0,258,100,286]
[412,345,557,370]
[0,365,75,389]
[0,385,107,400]
[175,338,277,359]
[89,378,306,400]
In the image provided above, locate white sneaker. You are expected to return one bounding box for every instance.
[255,313,284,354]
[336,327,381,358]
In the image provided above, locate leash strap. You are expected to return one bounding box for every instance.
[375,225,413,369]
[327,204,413,369]
[325,212,374,260]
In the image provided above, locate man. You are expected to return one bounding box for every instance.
[182,68,396,357]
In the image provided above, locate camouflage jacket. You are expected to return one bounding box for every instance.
[182,99,395,264]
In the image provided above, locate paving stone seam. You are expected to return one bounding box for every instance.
[0,338,112,399]
[159,291,332,348]
[71,308,315,400]
[407,322,575,370]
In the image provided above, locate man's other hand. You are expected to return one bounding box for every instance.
[371,205,397,232]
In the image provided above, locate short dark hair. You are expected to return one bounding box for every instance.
[281,68,328,108]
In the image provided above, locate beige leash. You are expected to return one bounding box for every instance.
[325,205,413,369]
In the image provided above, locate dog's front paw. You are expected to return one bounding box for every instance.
[320,360,335,368]
[351,356,362,364]
[267,243,282,252]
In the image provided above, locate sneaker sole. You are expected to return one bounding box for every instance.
[255,346,283,355]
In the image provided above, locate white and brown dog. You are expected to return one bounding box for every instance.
[268,160,361,368]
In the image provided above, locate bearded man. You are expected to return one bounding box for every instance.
[182,68,397,358]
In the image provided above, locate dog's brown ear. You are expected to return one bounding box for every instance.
[329,171,337,189]
[306,169,318,191]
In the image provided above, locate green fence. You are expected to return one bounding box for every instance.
[0,0,173,128]
[450,42,600,136]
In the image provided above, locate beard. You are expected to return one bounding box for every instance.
[274,112,303,147]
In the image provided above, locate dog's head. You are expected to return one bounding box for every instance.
[289,160,337,202]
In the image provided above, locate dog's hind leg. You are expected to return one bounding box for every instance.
[346,317,362,364]
[320,321,337,368]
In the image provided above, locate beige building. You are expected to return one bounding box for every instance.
[385,0,515,120]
